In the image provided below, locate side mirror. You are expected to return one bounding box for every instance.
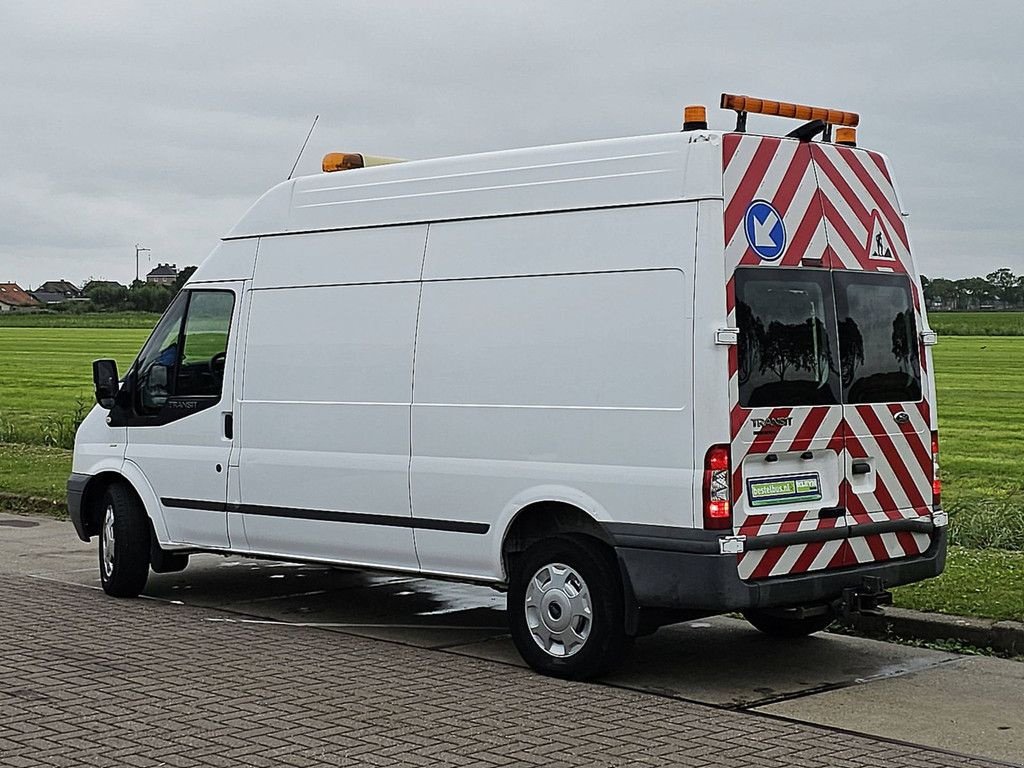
[92,359,119,410]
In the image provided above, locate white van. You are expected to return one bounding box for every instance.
[69,95,946,679]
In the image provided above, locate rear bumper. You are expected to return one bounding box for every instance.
[612,523,947,612]
[67,473,91,542]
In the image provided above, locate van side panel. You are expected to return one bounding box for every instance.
[422,204,696,280]
[412,205,696,579]
[252,225,426,288]
[236,228,425,569]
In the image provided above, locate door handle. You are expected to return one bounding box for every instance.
[820,506,846,518]
[223,412,234,440]
[851,461,872,476]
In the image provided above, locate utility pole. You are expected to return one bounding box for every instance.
[135,244,150,284]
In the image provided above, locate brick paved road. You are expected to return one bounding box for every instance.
[0,575,1008,768]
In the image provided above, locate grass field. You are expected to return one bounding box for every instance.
[0,311,161,328]
[0,327,150,447]
[934,336,1024,549]
[928,311,1024,336]
[894,545,1024,622]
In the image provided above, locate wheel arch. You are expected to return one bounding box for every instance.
[499,500,615,582]
[79,462,170,544]
[499,498,647,637]
[78,471,138,539]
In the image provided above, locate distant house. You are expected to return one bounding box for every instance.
[146,263,178,286]
[81,279,126,293]
[0,283,42,312]
[30,279,83,306]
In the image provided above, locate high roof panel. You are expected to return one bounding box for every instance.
[226,131,724,239]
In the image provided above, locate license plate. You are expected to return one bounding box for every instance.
[747,473,822,507]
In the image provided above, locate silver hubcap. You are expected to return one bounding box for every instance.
[101,505,115,578]
[524,562,592,658]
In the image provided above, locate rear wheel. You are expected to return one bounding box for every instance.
[508,536,630,680]
[743,607,834,638]
[98,483,151,597]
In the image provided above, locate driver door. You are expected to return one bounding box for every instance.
[122,283,243,547]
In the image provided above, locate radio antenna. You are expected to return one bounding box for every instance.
[287,114,319,180]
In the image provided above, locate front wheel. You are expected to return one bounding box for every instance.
[98,483,151,597]
[743,607,834,638]
[508,536,630,680]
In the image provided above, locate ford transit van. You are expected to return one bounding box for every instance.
[69,95,945,679]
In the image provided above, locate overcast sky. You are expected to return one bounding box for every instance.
[1,1,1020,289]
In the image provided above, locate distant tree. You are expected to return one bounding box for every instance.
[172,266,198,294]
[925,277,957,309]
[127,282,174,313]
[956,277,993,309]
[83,281,128,310]
[986,268,1019,308]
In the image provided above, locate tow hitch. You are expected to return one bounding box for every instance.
[833,576,893,621]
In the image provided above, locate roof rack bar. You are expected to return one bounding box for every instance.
[721,93,859,128]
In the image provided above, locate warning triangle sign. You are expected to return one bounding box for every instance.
[864,211,897,262]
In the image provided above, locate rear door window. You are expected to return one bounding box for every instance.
[833,272,921,403]
[735,268,840,408]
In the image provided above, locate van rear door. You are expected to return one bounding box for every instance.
[723,134,851,581]
[810,143,934,565]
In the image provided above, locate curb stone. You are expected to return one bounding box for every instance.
[848,606,1024,656]
[0,492,64,518]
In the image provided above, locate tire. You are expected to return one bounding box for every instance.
[743,607,834,638]
[98,483,151,597]
[508,536,631,680]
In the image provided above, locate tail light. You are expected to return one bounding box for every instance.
[931,431,941,506]
[703,444,732,530]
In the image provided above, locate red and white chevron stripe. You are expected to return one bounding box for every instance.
[723,133,937,581]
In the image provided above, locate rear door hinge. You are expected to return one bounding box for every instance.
[715,327,739,346]
[921,330,938,346]
[719,535,746,555]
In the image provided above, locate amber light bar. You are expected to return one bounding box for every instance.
[721,93,859,128]
[322,153,406,173]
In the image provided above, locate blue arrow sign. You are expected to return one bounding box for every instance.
[744,201,786,261]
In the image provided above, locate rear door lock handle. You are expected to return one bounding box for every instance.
[820,506,846,519]
[851,461,872,475]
